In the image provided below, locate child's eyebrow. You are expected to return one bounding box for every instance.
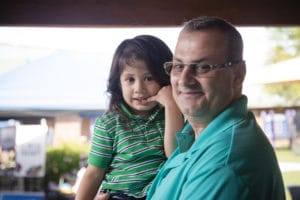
[122,72,134,76]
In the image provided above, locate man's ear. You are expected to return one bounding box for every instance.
[234,61,246,85]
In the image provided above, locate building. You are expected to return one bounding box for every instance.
[0,50,110,146]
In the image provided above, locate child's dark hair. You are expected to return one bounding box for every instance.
[106,35,172,115]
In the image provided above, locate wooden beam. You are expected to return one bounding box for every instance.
[1,0,300,27]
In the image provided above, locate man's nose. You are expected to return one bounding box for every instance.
[177,67,196,85]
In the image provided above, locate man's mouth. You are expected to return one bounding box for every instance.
[180,89,204,95]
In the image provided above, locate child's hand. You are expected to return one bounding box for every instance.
[147,85,174,107]
[94,192,110,200]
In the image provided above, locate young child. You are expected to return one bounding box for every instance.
[75,35,183,200]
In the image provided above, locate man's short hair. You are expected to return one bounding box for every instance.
[181,16,244,61]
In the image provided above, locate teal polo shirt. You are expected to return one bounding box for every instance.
[147,96,285,200]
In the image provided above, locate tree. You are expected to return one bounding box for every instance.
[266,27,300,64]
[263,27,300,105]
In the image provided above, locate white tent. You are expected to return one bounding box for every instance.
[245,56,300,86]
[0,50,111,112]
[1,52,299,114]
[244,57,300,108]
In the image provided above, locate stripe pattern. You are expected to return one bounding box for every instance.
[88,106,166,198]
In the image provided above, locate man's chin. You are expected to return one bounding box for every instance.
[180,106,201,116]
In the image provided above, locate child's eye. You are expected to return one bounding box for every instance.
[125,77,135,83]
[144,75,154,81]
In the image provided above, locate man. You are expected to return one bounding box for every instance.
[147,16,286,199]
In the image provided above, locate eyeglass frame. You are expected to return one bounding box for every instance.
[163,60,244,76]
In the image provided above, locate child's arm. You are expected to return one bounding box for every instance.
[75,165,105,200]
[147,85,184,157]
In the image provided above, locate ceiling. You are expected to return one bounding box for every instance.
[1,0,300,27]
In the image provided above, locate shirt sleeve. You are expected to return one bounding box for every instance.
[88,116,114,168]
[180,166,249,200]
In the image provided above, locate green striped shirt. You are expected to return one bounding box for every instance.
[88,104,167,198]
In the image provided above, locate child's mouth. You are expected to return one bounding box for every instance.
[134,97,148,104]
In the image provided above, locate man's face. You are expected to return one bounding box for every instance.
[171,30,243,123]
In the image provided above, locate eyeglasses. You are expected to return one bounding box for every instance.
[164,60,243,76]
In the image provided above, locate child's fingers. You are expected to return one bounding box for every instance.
[94,192,110,200]
[146,95,156,102]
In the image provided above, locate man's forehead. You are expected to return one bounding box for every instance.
[177,30,226,45]
[174,31,227,62]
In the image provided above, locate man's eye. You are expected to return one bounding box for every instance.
[195,64,211,72]
[173,63,185,71]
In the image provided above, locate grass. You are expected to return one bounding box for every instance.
[275,147,300,200]
[276,147,300,162]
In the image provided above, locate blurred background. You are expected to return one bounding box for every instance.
[0,26,300,200]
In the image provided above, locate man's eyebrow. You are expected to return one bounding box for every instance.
[173,57,182,62]
[173,57,206,63]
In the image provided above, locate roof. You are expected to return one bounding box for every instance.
[244,57,300,108]
[245,57,300,85]
[1,0,299,26]
[0,50,111,112]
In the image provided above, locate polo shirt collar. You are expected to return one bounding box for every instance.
[176,95,248,153]
[120,103,162,122]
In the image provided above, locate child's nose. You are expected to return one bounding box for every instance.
[134,80,146,93]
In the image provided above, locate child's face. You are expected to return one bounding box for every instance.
[120,59,161,116]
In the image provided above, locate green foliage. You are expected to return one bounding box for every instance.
[263,27,300,105]
[264,83,300,105]
[45,142,90,187]
[275,148,300,200]
[276,147,300,162]
[266,27,300,64]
